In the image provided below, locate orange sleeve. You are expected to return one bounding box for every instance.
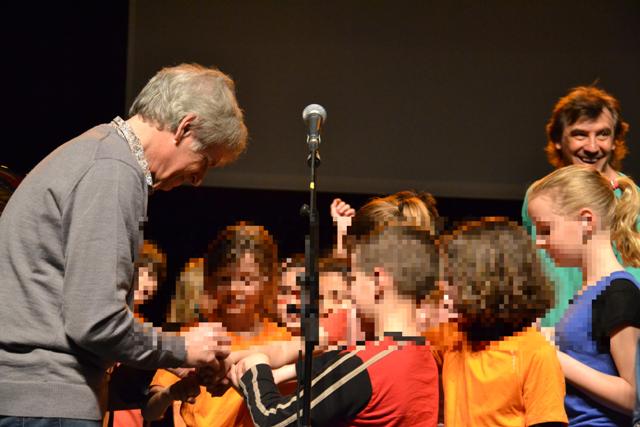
[150,369,181,389]
[522,341,568,426]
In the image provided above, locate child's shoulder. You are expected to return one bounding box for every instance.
[351,334,431,355]
[495,327,558,366]
[499,327,552,349]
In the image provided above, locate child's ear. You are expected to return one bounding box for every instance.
[579,208,595,243]
[373,267,393,294]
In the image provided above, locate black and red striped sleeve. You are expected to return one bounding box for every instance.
[238,350,372,426]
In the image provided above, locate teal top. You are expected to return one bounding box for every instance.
[522,179,640,327]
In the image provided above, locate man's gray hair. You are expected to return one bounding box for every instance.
[129,63,248,160]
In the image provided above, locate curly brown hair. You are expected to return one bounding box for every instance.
[545,86,629,170]
[440,218,554,343]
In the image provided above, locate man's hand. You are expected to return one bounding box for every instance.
[183,322,231,367]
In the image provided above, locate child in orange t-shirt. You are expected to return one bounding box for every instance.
[438,218,568,427]
[142,223,292,427]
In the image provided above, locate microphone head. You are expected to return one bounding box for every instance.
[302,104,327,122]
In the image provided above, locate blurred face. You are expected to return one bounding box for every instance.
[557,109,616,173]
[348,255,377,320]
[214,253,267,331]
[153,141,226,191]
[528,194,584,267]
[133,266,158,306]
[417,281,456,333]
[320,271,349,315]
[277,264,303,332]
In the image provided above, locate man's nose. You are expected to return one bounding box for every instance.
[583,134,599,152]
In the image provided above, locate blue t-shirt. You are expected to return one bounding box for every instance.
[556,271,639,426]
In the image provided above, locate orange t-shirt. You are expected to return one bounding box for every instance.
[442,327,568,427]
[151,320,292,427]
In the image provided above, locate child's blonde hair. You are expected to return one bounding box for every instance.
[526,165,640,266]
[349,190,438,239]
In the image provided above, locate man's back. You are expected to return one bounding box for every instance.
[0,124,147,419]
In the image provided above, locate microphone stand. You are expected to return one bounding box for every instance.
[299,136,321,427]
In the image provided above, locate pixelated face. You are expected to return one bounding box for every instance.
[417,282,457,333]
[133,266,158,305]
[348,255,377,319]
[213,252,267,328]
[320,271,349,315]
[277,263,303,332]
[153,140,227,191]
[557,108,615,172]
[528,194,584,267]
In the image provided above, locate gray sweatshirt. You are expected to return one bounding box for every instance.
[0,125,186,419]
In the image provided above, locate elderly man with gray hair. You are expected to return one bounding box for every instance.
[0,64,247,425]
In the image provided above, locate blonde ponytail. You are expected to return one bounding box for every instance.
[611,176,640,266]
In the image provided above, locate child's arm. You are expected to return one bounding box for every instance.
[229,350,370,427]
[228,339,303,368]
[228,338,329,369]
[330,198,355,257]
[558,325,639,414]
[272,363,297,385]
[141,375,200,421]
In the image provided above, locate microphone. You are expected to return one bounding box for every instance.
[302,104,327,145]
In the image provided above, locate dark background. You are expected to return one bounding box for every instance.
[126,0,640,199]
[2,1,637,306]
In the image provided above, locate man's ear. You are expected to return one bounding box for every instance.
[174,113,198,145]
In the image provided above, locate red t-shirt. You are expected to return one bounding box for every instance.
[238,334,439,426]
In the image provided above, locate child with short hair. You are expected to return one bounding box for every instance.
[228,224,441,426]
[527,165,640,425]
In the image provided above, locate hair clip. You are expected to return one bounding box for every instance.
[610,179,619,190]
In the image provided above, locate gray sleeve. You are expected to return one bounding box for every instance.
[61,159,186,368]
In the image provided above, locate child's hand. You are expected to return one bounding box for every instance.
[331,198,355,256]
[330,198,356,224]
[168,372,201,404]
[228,353,271,389]
[197,358,233,397]
[166,367,195,379]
